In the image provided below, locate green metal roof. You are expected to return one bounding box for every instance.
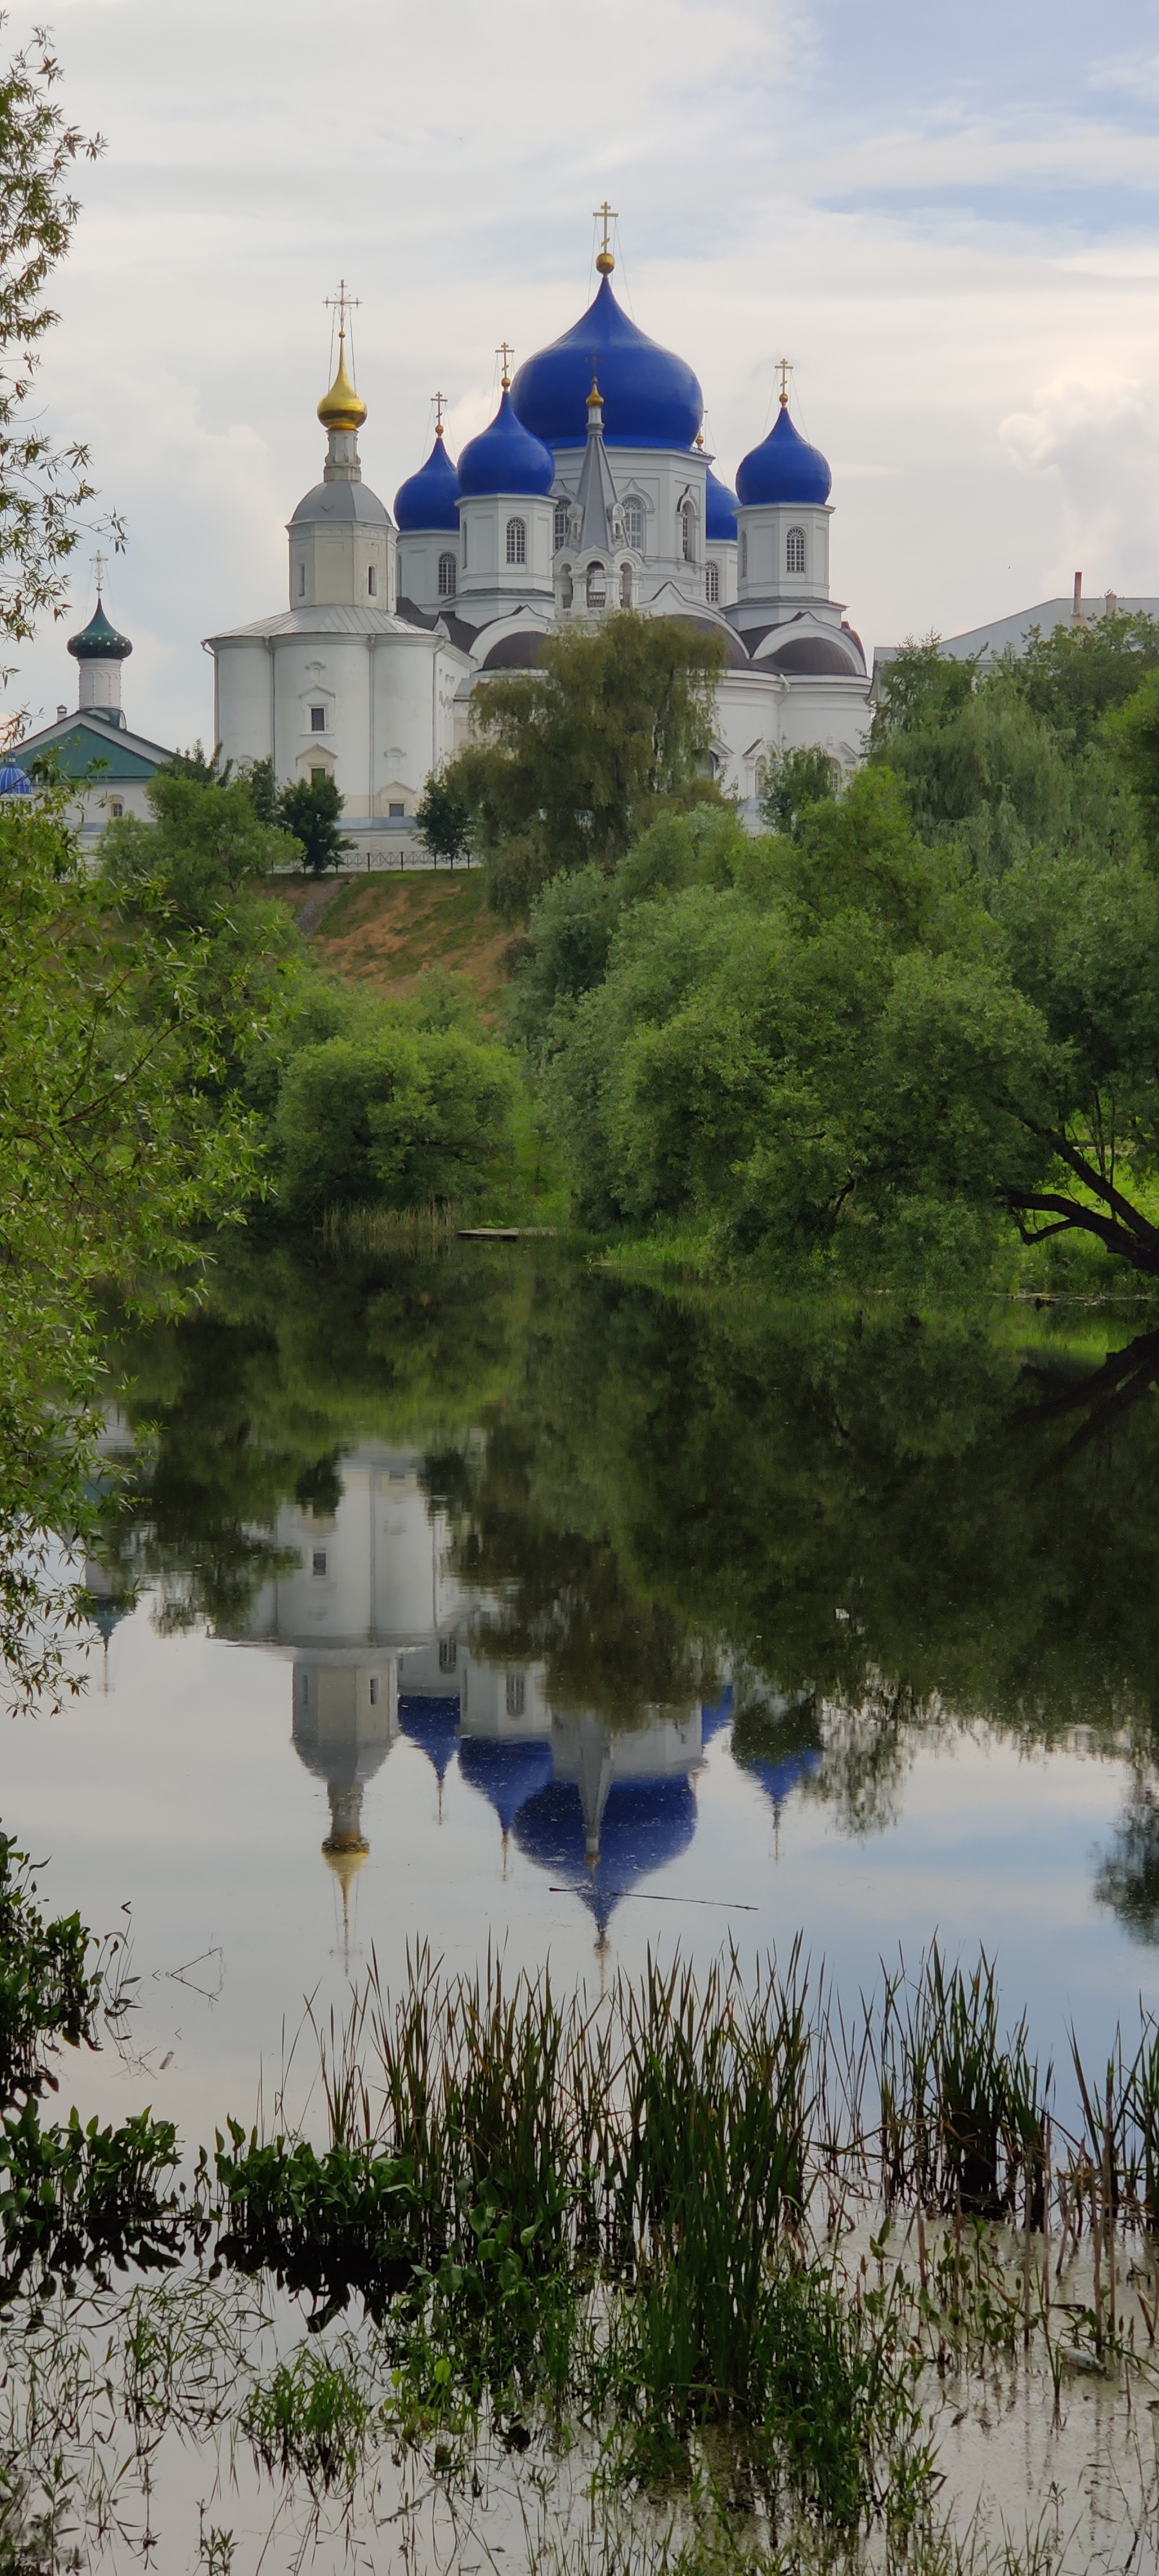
[13,715,169,782]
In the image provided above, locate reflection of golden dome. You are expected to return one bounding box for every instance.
[317,337,366,434]
[322,1832,368,1901]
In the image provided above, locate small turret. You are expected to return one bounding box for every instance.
[67,574,132,726]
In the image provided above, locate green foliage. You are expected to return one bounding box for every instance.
[415,766,472,866]
[272,1015,518,1221]
[868,636,980,753]
[277,772,350,875]
[1015,608,1159,748]
[0,1837,101,2109]
[759,743,838,835]
[241,2346,370,2493]
[100,764,295,929]
[439,612,727,921]
[0,29,113,658]
[1104,664,1159,857]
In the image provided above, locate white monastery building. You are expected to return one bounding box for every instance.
[205,232,873,853]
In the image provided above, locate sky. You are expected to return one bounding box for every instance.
[8,0,1159,747]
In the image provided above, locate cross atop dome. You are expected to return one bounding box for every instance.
[594,200,617,276]
[318,279,366,436]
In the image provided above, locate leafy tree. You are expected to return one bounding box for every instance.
[278,772,350,875]
[1015,609,1159,748]
[272,1018,518,1220]
[439,611,727,921]
[1104,666,1159,857]
[0,29,115,663]
[415,767,472,868]
[869,637,979,753]
[760,744,838,835]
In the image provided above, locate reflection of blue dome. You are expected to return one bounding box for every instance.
[394,431,461,531]
[399,1693,460,1784]
[736,405,831,509]
[511,278,702,453]
[700,1684,733,1741]
[737,1748,822,1814]
[457,1736,554,1835]
[457,391,554,498]
[704,468,738,542]
[513,1775,695,1937]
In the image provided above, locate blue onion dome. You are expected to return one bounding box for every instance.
[735,1747,822,1815]
[457,1736,554,1836]
[704,467,738,542]
[399,1692,460,1785]
[513,1776,695,1937]
[511,276,702,451]
[0,759,32,795]
[67,596,132,663]
[457,390,554,498]
[394,428,462,532]
[736,401,831,508]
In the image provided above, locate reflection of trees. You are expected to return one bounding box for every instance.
[93,1238,534,1633]
[91,1236,1159,1940]
[1095,1773,1159,1943]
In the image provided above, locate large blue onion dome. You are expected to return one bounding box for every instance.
[513,1775,695,1939]
[458,390,554,498]
[735,1746,822,1817]
[68,596,132,663]
[394,428,461,531]
[511,276,702,452]
[704,467,738,542]
[458,1736,554,1836]
[736,402,831,509]
[399,1692,460,1785]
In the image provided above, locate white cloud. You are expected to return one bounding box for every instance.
[1001,375,1159,596]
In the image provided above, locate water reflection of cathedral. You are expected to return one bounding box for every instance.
[230,1442,817,1935]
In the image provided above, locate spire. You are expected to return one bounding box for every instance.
[777,356,792,409]
[574,375,619,553]
[594,200,617,277]
[317,283,366,485]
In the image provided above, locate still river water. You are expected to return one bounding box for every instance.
[9,1238,1159,2152]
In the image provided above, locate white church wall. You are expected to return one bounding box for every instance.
[397,531,460,613]
[458,493,554,620]
[213,640,273,768]
[272,636,372,808]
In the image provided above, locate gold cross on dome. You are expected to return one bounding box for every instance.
[433,390,447,435]
[594,200,617,273]
[777,357,792,406]
[91,548,108,596]
[497,341,514,389]
[325,278,361,342]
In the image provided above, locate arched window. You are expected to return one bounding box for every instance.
[553,499,570,550]
[506,516,527,566]
[622,498,644,551]
[740,530,748,579]
[786,526,806,574]
[438,551,457,598]
[619,562,633,607]
[754,757,768,800]
[705,562,721,605]
[367,564,377,597]
[587,561,607,609]
[681,502,695,563]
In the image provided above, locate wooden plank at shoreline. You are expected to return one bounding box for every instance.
[456,1227,558,1240]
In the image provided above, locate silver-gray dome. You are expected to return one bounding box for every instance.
[288,480,392,529]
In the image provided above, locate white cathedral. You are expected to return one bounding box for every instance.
[205,234,872,853]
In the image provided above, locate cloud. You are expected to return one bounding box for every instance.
[1001,375,1159,594]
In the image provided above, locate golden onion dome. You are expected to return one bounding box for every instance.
[317,336,367,434]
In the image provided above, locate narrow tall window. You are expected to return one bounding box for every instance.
[786,526,806,574]
[462,521,468,570]
[297,563,306,598]
[622,498,644,551]
[312,1550,327,1578]
[438,551,457,597]
[560,566,574,609]
[553,499,570,550]
[681,503,695,563]
[369,1675,379,1706]
[619,562,633,607]
[505,1672,526,1719]
[705,562,721,604]
[367,564,377,596]
[586,561,607,609]
[438,1636,458,1674]
[506,516,527,566]
[740,530,748,578]
[310,705,326,732]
